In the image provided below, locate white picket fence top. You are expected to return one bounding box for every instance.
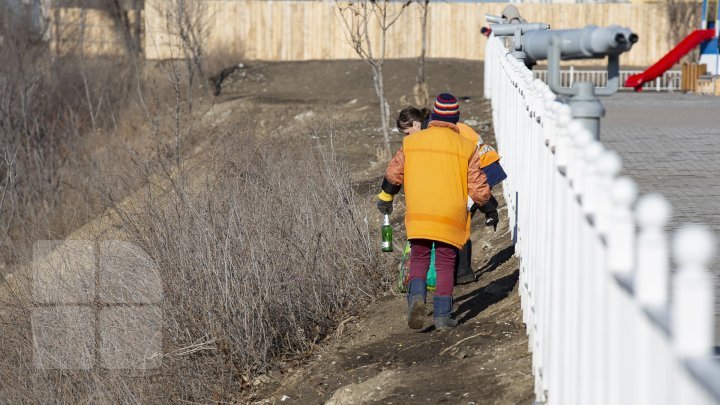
[484,34,720,404]
[533,68,682,91]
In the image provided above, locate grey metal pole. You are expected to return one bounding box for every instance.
[567,82,605,139]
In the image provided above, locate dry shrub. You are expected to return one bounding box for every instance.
[0,122,390,402]
[115,126,387,398]
[1,4,389,401]
[0,2,136,264]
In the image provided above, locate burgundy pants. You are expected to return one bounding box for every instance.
[408,239,457,296]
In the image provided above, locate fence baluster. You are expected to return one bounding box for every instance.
[672,226,717,404]
[485,35,720,404]
[606,176,638,404]
[635,194,673,405]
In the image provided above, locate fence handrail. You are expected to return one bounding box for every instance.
[485,34,720,404]
[533,68,682,91]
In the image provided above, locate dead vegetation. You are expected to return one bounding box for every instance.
[0,2,393,403]
[0,123,390,402]
[0,1,136,264]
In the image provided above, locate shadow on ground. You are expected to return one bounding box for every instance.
[253,225,533,404]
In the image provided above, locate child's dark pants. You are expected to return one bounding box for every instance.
[408,239,457,297]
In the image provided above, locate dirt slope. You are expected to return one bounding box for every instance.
[253,215,533,404]
[3,58,534,403]
[213,59,535,404]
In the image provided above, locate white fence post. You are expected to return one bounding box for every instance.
[485,35,720,405]
[672,225,715,357]
[547,101,571,405]
[635,194,673,405]
[606,176,638,405]
[672,225,716,404]
[579,140,605,405]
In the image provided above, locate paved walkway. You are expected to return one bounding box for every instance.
[600,92,720,340]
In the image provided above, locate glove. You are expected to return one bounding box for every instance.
[376,190,394,215]
[478,195,499,213]
[484,210,499,231]
[377,199,393,215]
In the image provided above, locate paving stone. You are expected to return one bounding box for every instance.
[601,92,720,341]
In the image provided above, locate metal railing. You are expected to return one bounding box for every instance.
[534,67,682,91]
[485,34,720,404]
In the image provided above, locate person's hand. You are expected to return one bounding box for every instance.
[377,199,393,215]
[485,210,499,231]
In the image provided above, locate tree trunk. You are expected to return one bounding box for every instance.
[414,0,430,106]
[372,64,391,154]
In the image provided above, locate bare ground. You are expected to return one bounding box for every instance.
[250,218,532,405]
[211,59,534,404]
[1,58,534,403]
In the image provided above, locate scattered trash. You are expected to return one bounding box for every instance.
[294,111,316,121]
[280,395,290,402]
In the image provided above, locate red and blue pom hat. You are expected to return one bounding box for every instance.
[430,93,460,124]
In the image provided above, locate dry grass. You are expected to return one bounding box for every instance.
[0,4,390,401]
[0,6,136,264]
[0,116,390,403]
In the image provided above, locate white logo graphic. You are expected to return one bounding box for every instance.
[31,240,163,370]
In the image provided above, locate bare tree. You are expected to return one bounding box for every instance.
[667,0,702,64]
[413,0,430,107]
[334,0,412,155]
[161,0,212,112]
[105,0,144,57]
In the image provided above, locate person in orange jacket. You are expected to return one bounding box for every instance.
[377,94,491,330]
[395,105,507,285]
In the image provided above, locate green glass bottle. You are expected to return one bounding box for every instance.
[381,214,393,252]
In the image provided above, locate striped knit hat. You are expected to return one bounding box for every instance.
[430,93,460,124]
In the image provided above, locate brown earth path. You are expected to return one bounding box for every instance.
[252,210,533,405]
[221,59,535,404]
[1,59,534,404]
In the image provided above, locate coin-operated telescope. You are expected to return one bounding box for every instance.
[490,23,551,62]
[488,12,638,139]
[538,26,637,138]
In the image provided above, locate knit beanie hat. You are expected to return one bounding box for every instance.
[430,93,460,124]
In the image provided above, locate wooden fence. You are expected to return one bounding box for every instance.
[53,1,687,67]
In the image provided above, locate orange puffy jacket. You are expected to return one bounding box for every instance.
[382,122,491,248]
[457,123,502,169]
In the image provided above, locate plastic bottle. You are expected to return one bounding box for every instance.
[381,214,393,252]
[427,243,437,290]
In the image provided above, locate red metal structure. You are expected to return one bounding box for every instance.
[624,29,716,91]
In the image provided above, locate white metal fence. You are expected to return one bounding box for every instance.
[485,34,720,404]
[533,68,682,91]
